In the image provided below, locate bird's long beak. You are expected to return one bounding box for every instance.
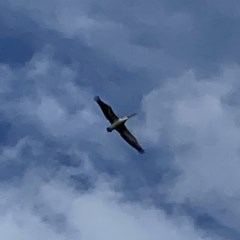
[127,113,137,118]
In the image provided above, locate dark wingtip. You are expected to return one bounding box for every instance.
[138,148,145,154]
[94,96,100,102]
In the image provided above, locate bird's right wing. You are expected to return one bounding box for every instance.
[94,96,119,123]
[116,124,145,153]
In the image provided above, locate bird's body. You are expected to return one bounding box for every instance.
[107,117,128,132]
[94,96,144,154]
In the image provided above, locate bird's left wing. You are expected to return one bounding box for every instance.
[94,96,119,124]
[116,124,145,153]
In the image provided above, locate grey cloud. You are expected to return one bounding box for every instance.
[0,172,217,240]
[0,46,218,239]
[141,67,240,237]
[4,0,240,77]
[1,1,240,239]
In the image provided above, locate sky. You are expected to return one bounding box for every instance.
[1,0,240,239]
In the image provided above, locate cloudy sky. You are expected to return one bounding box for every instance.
[1,0,240,239]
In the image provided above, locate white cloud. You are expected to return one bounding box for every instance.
[2,0,193,79]
[0,48,129,162]
[0,175,216,240]
[1,1,240,238]
[141,67,240,234]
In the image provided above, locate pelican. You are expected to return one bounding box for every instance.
[94,96,145,154]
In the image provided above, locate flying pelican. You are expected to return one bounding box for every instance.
[94,96,145,154]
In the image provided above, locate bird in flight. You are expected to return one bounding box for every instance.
[94,96,145,154]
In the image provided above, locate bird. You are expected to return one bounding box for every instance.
[94,96,145,154]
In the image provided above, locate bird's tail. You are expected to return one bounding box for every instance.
[138,148,145,154]
[127,113,137,118]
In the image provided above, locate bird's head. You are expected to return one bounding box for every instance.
[106,127,112,132]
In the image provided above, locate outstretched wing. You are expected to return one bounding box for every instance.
[116,124,145,154]
[94,96,119,124]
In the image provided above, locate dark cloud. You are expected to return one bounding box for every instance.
[0,0,240,239]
